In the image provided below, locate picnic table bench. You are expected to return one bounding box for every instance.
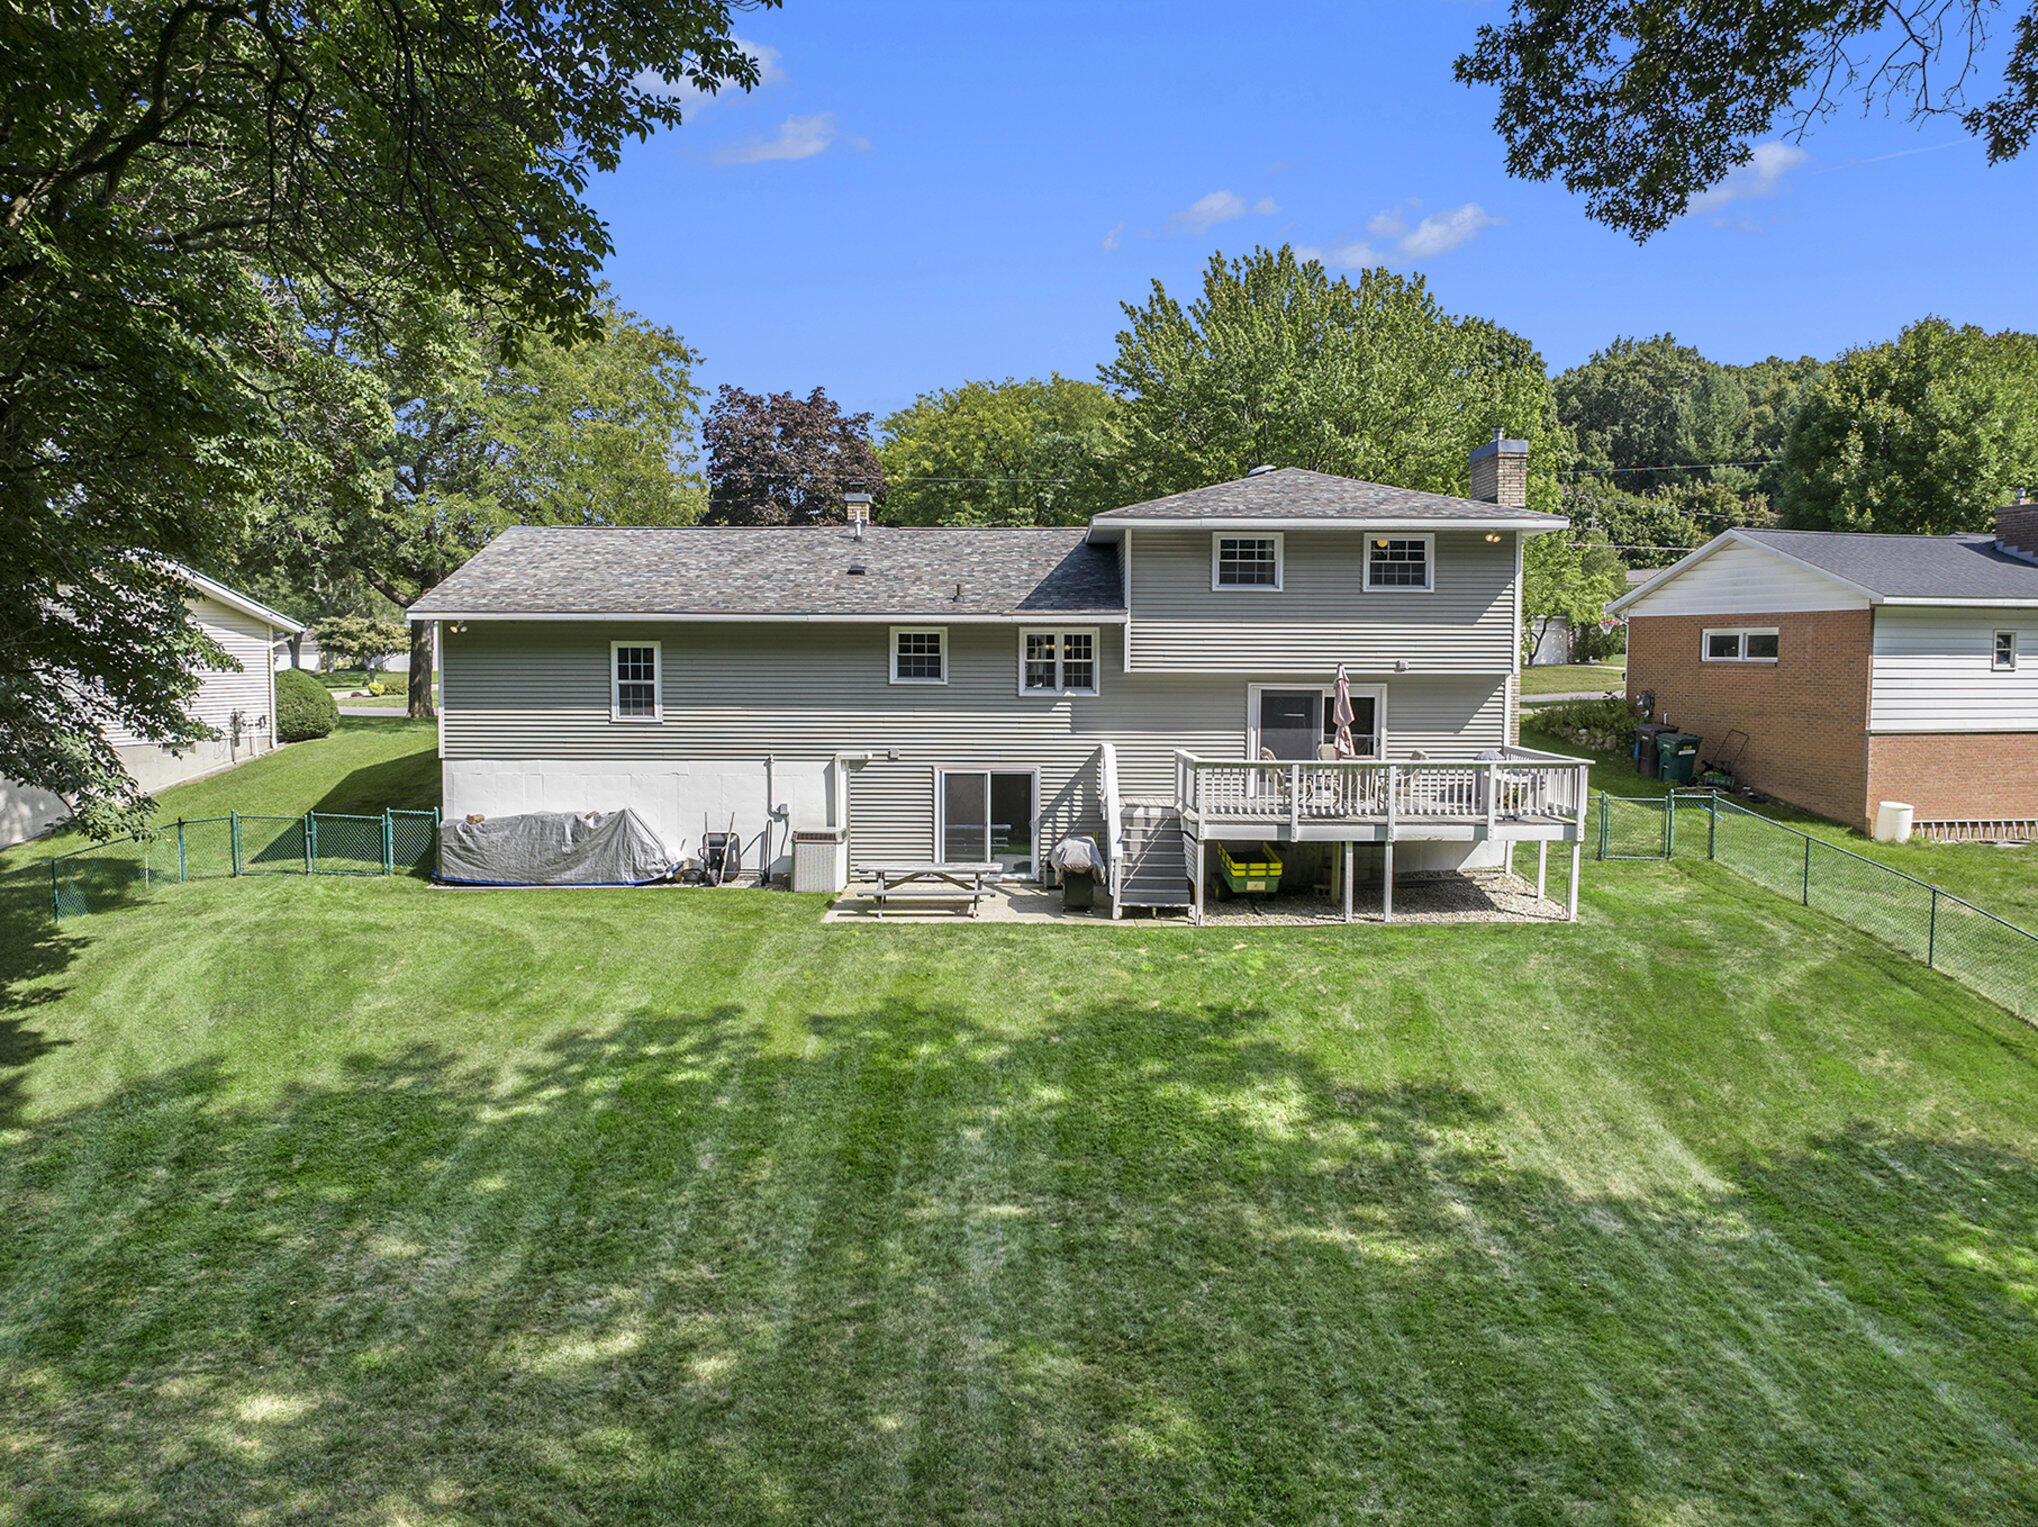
[860,861,998,917]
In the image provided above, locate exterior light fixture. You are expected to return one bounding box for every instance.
[1485,533,1503,542]
[1394,659,1410,673]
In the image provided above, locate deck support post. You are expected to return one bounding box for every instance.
[1381,839,1394,923]
[1567,840,1581,922]
[1536,839,1547,902]
[1343,841,1353,923]
[1193,835,1205,926]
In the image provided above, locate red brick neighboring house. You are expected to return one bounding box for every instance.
[1613,508,2038,838]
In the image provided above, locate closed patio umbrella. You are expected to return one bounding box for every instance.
[1332,663,1357,758]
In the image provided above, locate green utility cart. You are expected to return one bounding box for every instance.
[1214,842,1284,897]
[1655,732,1701,786]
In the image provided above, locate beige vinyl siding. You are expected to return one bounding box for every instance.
[1626,542,1869,617]
[104,593,278,750]
[1870,605,2038,733]
[1125,527,1518,673]
[441,621,1510,866]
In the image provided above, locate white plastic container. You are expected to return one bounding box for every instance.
[1874,801,1914,843]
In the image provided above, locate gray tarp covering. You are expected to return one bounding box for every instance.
[439,809,676,886]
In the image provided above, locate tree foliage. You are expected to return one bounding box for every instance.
[1457,0,2038,238]
[1559,481,1710,569]
[1523,534,1629,664]
[4,0,767,831]
[308,615,409,673]
[879,376,1129,526]
[702,386,887,525]
[273,668,338,743]
[1780,318,2038,535]
[1100,247,1567,514]
[1557,335,1750,489]
[256,296,706,717]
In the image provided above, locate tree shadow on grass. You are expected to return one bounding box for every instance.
[310,720,441,817]
[1,1001,2035,1524]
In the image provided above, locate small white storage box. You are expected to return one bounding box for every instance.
[1874,801,1914,843]
[792,829,848,894]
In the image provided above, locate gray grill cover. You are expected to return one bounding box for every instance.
[439,809,676,886]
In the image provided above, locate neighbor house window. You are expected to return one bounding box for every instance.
[1996,631,2019,671]
[1019,629,1099,695]
[1364,534,1433,591]
[891,627,947,685]
[1212,534,1282,590]
[1702,628,1779,663]
[611,642,661,721]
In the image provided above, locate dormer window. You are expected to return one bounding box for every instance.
[1212,534,1282,590]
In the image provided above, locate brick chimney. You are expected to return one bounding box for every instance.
[1468,427,1528,508]
[844,484,872,541]
[1997,490,2038,561]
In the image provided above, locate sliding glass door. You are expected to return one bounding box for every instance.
[938,770,1035,875]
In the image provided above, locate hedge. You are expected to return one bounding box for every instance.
[275,667,339,741]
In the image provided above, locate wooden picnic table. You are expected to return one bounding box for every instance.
[863,861,999,917]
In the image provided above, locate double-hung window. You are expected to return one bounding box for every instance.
[1996,630,2019,671]
[1213,534,1282,590]
[1019,629,1099,695]
[611,641,661,721]
[1364,534,1433,591]
[891,627,947,685]
[1702,628,1779,663]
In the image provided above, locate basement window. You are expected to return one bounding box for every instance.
[1996,630,2019,671]
[1702,628,1779,663]
[610,641,661,721]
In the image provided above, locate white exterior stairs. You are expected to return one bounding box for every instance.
[1114,800,1193,914]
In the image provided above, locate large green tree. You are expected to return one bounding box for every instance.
[1457,1,2038,237]
[879,376,1129,526]
[1779,318,2038,535]
[1556,334,1751,491]
[255,297,706,717]
[1523,534,1629,664]
[4,0,766,834]
[1101,247,1566,513]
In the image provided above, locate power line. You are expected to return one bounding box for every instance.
[1558,458,1776,476]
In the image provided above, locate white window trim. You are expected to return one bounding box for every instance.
[609,639,662,722]
[1363,532,1436,593]
[1701,627,1780,664]
[1244,681,1388,759]
[889,626,948,686]
[1211,532,1284,592]
[1017,627,1101,697]
[1995,630,2019,672]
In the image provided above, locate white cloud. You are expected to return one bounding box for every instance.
[1166,189,1280,235]
[1102,222,1125,252]
[1687,141,1807,215]
[1396,203,1499,257]
[1297,240,1377,270]
[714,112,839,165]
[634,37,786,113]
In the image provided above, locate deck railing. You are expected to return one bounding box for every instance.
[1173,749,1588,830]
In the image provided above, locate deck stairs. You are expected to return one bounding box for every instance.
[1114,799,1193,915]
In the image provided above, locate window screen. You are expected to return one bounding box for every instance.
[613,646,658,717]
[1706,632,1742,660]
[894,629,944,682]
[1060,631,1096,692]
[1996,631,2018,671]
[1023,633,1058,690]
[1367,537,1429,588]
[1216,536,1280,587]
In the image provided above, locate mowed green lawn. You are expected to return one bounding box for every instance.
[1520,661,1626,696]
[4,725,2038,1522]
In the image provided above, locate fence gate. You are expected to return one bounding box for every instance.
[1596,793,1670,860]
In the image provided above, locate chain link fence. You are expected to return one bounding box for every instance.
[1596,790,2038,1022]
[0,807,440,924]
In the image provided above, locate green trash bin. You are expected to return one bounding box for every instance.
[1655,732,1701,786]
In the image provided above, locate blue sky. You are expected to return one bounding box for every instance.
[591,0,2037,425]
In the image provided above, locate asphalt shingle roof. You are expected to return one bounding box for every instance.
[410,525,1125,618]
[1738,528,2038,601]
[1088,466,1566,524]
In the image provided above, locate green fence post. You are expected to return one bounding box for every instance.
[1929,887,1938,967]
[1708,795,1717,860]
[1665,796,1676,859]
[178,819,188,883]
[1802,834,1812,907]
[305,812,316,876]
[382,812,394,876]
[1597,792,1607,860]
[49,858,59,922]
[231,810,242,876]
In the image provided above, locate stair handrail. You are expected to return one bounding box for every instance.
[1097,742,1123,905]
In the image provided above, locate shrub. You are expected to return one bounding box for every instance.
[275,667,339,741]
[1533,694,1635,754]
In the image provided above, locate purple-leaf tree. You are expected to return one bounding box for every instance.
[703,385,887,525]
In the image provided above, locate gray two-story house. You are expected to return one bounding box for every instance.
[412,440,1591,920]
